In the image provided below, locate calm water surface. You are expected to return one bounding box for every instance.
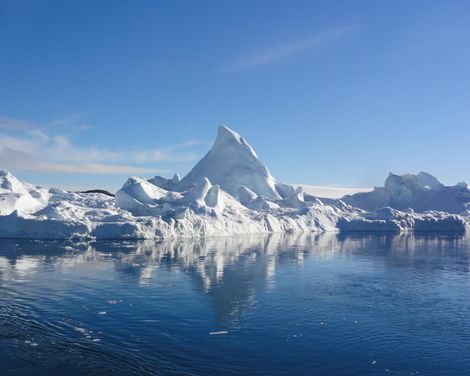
[0,233,469,375]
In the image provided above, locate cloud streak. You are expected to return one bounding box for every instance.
[0,115,35,130]
[0,116,203,175]
[228,26,354,70]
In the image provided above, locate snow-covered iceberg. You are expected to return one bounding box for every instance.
[0,126,468,239]
[343,172,470,215]
[177,125,280,199]
[337,207,468,233]
[0,170,46,215]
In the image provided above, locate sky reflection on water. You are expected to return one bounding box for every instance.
[1,233,469,375]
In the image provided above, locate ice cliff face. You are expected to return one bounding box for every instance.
[0,127,468,239]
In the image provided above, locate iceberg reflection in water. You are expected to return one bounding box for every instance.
[1,233,470,375]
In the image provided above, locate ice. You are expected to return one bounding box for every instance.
[0,126,468,239]
[298,184,373,199]
[237,185,258,205]
[177,126,280,199]
[337,207,468,232]
[0,169,45,215]
[344,172,470,215]
[148,173,180,191]
[209,331,228,335]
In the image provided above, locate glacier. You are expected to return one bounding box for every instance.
[0,126,468,239]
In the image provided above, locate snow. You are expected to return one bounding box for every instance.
[338,207,468,232]
[297,184,373,199]
[0,127,469,239]
[148,173,180,191]
[0,170,47,215]
[343,172,470,215]
[177,126,280,199]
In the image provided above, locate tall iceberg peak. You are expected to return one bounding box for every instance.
[212,125,258,157]
[177,125,280,199]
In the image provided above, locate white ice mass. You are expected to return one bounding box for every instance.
[0,126,468,239]
[177,126,280,199]
[343,172,470,214]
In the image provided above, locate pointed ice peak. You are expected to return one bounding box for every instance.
[237,185,258,205]
[179,177,212,206]
[172,173,181,184]
[148,174,180,191]
[0,169,16,183]
[217,125,240,143]
[177,125,280,199]
[213,125,258,157]
[0,169,28,194]
[119,176,168,204]
[205,184,223,208]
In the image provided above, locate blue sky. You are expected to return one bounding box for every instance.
[1,0,469,191]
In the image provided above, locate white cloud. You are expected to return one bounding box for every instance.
[0,117,204,175]
[227,26,354,70]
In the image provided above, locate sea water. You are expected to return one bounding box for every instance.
[1,233,469,375]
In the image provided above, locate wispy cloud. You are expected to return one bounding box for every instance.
[47,113,92,131]
[0,115,203,175]
[0,113,92,132]
[0,115,35,130]
[227,26,354,71]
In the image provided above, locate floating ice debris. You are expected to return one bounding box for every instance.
[98,311,107,315]
[371,360,377,365]
[209,331,228,335]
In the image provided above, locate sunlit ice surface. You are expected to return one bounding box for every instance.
[1,233,469,375]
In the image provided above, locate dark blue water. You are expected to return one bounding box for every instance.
[1,233,469,375]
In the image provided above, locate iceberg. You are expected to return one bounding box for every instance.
[177,125,280,200]
[0,169,46,215]
[337,207,468,233]
[343,172,470,215]
[0,127,468,239]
